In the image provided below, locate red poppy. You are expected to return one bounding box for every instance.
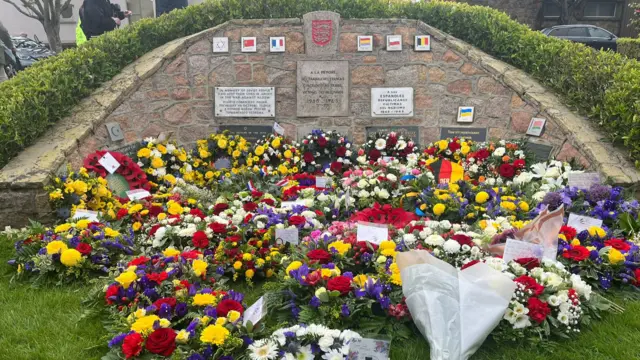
[562,245,590,262]
[605,239,631,252]
[216,299,244,316]
[499,163,516,178]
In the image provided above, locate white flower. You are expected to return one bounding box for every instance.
[318,336,334,352]
[493,147,506,157]
[296,345,314,360]
[461,244,471,252]
[548,295,561,307]
[512,302,528,316]
[440,220,452,230]
[557,312,570,325]
[403,234,417,245]
[407,153,418,163]
[357,190,370,198]
[339,330,361,342]
[512,314,532,329]
[322,349,344,360]
[545,273,563,288]
[357,179,368,189]
[386,174,397,182]
[376,189,390,199]
[375,138,387,150]
[317,193,328,202]
[570,274,592,300]
[397,140,407,150]
[425,235,445,246]
[248,339,278,360]
[443,239,461,254]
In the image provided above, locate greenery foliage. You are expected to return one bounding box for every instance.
[618,38,640,60]
[2,0,640,168]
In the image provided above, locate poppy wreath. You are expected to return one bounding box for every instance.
[83,151,152,194]
[298,129,354,175]
[360,132,420,164]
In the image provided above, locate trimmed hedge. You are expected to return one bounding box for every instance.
[619,38,640,60]
[1,0,640,169]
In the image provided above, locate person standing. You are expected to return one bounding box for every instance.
[0,21,16,83]
[155,0,188,17]
[80,0,130,40]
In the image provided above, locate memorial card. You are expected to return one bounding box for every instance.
[414,35,431,51]
[567,213,603,233]
[273,121,285,136]
[457,106,474,123]
[358,35,373,51]
[73,209,100,222]
[526,117,546,137]
[275,228,299,245]
[126,189,151,201]
[371,88,414,117]
[243,296,266,327]
[241,37,257,52]
[386,35,402,51]
[503,238,543,263]
[215,87,275,117]
[347,337,391,360]
[270,37,285,52]
[357,222,389,245]
[212,37,229,53]
[99,152,120,174]
[568,172,601,189]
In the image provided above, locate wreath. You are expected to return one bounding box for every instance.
[298,129,353,175]
[84,151,151,199]
[194,130,250,171]
[248,134,300,176]
[360,131,420,165]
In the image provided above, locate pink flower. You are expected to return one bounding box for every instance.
[310,230,323,240]
[354,169,363,176]
[411,169,421,175]
[343,179,353,186]
[364,169,374,177]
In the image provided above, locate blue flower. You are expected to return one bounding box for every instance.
[341,304,350,317]
[309,296,321,308]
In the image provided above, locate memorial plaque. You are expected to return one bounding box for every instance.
[219,125,273,143]
[371,88,414,117]
[366,126,419,143]
[297,61,350,117]
[439,127,488,142]
[525,142,554,160]
[214,87,275,117]
[303,11,340,57]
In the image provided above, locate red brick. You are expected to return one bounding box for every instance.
[443,50,461,63]
[165,55,186,74]
[363,56,377,63]
[510,111,534,133]
[459,62,483,75]
[248,55,265,62]
[339,33,358,53]
[446,79,472,95]
[146,89,169,100]
[233,55,247,62]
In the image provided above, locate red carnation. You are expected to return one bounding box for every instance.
[451,234,474,247]
[448,141,461,152]
[425,147,437,156]
[475,148,490,161]
[216,299,244,317]
[513,159,526,168]
[213,203,229,215]
[307,249,332,264]
[327,276,353,296]
[514,275,544,296]
[527,297,551,324]
[128,256,151,267]
[562,245,590,262]
[605,239,631,252]
[461,259,480,270]
[153,297,177,310]
[303,152,314,163]
[514,257,540,270]
[288,215,306,226]
[317,137,328,147]
[368,149,381,161]
[76,242,93,256]
[499,163,516,178]
[386,135,398,148]
[181,250,202,260]
[149,205,163,217]
[251,190,264,198]
[330,161,343,174]
[147,271,168,284]
[190,208,205,219]
[122,332,143,359]
[145,328,177,356]
[192,231,209,248]
[243,202,258,212]
[116,208,129,220]
[336,146,347,157]
[209,222,227,234]
[105,284,120,305]
[560,225,577,240]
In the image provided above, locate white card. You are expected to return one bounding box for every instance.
[241,37,257,52]
[457,106,474,123]
[212,37,229,53]
[386,35,402,51]
[276,228,299,244]
[567,172,601,189]
[126,189,151,201]
[503,238,543,263]
[73,209,99,222]
[567,213,603,233]
[316,176,332,188]
[347,337,391,360]
[356,222,389,245]
[269,36,285,52]
[273,122,285,135]
[357,35,373,51]
[242,296,266,327]
[280,199,308,209]
[526,117,546,137]
[99,152,120,174]
[414,35,431,51]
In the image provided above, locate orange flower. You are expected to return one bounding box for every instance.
[478,176,486,183]
[502,155,510,163]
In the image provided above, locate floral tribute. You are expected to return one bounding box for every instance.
[8,128,640,359]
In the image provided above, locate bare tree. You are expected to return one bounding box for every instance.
[548,0,587,25]
[2,0,72,52]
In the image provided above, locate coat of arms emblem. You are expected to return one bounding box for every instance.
[311,20,332,46]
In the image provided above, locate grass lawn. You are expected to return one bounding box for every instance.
[2,236,640,360]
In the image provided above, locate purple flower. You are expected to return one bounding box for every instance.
[242,335,254,346]
[216,266,225,275]
[379,296,391,309]
[542,192,563,211]
[175,302,188,318]
[309,296,321,308]
[341,304,350,317]
[588,184,611,203]
[284,331,296,338]
[108,332,128,348]
[226,290,244,303]
[187,353,205,360]
[599,273,612,290]
[204,306,217,317]
[145,305,157,313]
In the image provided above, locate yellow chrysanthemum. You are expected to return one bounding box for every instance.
[475,191,490,204]
[200,324,230,345]
[192,259,208,276]
[284,149,293,159]
[433,203,446,216]
[286,261,303,275]
[131,315,160,335]
[217,139,228,149]
[46,240,68,255]
[271,138,281,148]
[245,269,255,279]
[151,157,164,169]
[60,249,83,267]
[227,310,241,323]
[164,174,177,185]
[500,201,517,212]
[75,219,91,230]
[156,144,167,154]
[128,204,144,215]
[233,261,243,270]
[167,201,184,215]
[328,240,352,256]
[379,240,397,257]
[193,293,217,306]
[461,145,470,155]
[519,202,530,212]
[132,222,142,231]
[54,223,72,233]
[232,150,241,158]
[104,228,120,237]
[254,146,264,156]
[49,189,64,200]
[137,148,151,158]
[163,247,181,257]
[115,271,138,288]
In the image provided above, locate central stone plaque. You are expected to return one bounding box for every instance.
[215,87,275,117]
[297,61,350,117]
[371,88,414,117]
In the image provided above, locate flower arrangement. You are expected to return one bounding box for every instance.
[358,132,419,165]
[135,138,189,184]
[83,150,152,197]
[194,130,251,172]
[299,130,353,175]
[247,134,300,176]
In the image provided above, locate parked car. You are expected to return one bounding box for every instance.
[541,25,617,51]
[11,35,56,68]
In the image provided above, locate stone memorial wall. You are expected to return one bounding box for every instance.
[69,13,579,168]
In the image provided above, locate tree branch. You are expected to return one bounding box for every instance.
[60,0,72,14]
[1,0,40,19]
[24,0,45,19]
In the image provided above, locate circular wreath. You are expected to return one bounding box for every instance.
[298,129,353,175]
[248,134,300,176]
[84,151,151,198]
[360,131,419,165]
[135,139,189,184]
[194,131,250,171]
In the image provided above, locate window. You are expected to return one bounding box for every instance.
[584,1,618,17]
[589,27,612,38]
[544,2,562,18]
[567,27,589,37]
[549,28,570,36]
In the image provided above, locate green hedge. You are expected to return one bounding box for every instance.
[1,0,640,168]
[618,38,640,60]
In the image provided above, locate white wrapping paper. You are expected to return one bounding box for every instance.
[397,251,516,360]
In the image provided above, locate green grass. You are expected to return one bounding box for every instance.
[2,236,640,360]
